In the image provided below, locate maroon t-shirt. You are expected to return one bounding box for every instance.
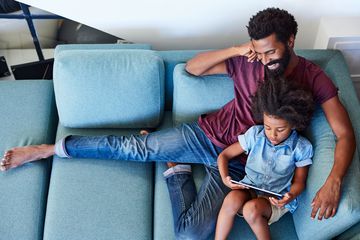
[198,56,338,150]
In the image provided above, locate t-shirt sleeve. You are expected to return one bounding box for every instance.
[237,126,258,154]
[225,56,246,79]
[294,137,313,167]
[312,69,338,105]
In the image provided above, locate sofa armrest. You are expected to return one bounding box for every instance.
[293,107,360,240]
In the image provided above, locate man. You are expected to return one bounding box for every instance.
[186,7,355,224]
[1,8,355,239]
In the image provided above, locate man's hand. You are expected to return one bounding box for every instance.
[311,177,341,220]
[233,42,257,62]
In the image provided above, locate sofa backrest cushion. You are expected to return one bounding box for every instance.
[54,49,164,128]
[158,50,205,110]
[172,63,234,125]
[54,43,151,55]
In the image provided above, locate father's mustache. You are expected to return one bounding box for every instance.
[265,59,283,67]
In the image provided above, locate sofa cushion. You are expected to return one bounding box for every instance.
[54,49,165,128]
[0,80,57,240]
[172,63,234,125]
[43,126,154,240]
[335,221,360,240]
[292,50,360,239]
[54,43,151,55]
[158,50,204,110]
[293,107,360,239]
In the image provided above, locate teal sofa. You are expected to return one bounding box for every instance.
[0,44,359,240]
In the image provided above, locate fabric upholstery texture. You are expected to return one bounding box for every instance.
[43,125,154,240]
[292,50,360,240]
[54,43,152,54]
[158,50,205,110]
[54,49,164,128]
[0,80,57,240]
[172,63,234,125]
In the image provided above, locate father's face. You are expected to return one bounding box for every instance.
[252,33,291,77]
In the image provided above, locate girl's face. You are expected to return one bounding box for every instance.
[263,113,293,145]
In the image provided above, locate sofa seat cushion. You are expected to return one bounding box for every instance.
[54,49,164,128]
[43,126,154,240]
[0,80,57,240]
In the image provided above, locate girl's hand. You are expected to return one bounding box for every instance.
[222,176,249,190]
[269,192,294,208]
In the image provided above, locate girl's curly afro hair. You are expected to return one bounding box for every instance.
[251,76,315,131]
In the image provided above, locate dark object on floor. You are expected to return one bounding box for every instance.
[11,58,54,80]
[0,56,11,77]
[57,19,123,44]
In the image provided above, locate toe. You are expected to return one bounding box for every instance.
[0,165,8,171]
[1,158,10,165]
[5,150,12,155]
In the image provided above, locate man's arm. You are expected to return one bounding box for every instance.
[185,42,256,76]
[311,96,356,220]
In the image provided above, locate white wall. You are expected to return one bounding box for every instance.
[19,0,360,50]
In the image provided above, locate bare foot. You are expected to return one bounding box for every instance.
[0,144,54,171]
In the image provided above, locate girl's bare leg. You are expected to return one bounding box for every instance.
[215,189,252,240]
[243,197,272,240]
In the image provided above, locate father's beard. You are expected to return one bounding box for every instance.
[265,47,291,78]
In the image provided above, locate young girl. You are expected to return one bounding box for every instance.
[215,77,315,240]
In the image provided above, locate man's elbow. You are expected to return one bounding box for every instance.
[185,63,202,76]
[336,126,356,149]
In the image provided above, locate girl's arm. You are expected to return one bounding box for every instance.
[270,166,309,207]
[217,142,245,188]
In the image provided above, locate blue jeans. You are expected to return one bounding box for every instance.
[55,122,245,239]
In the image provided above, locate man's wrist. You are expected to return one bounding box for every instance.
[326,174,342,187]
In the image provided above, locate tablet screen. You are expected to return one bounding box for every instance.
[230,180,283,198]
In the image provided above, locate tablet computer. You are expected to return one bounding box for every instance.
[230,180,283,198]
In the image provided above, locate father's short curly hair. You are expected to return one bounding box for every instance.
[251,77,315,131]
[247,8,298,44]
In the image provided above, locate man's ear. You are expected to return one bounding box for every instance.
[287,34,295,48]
